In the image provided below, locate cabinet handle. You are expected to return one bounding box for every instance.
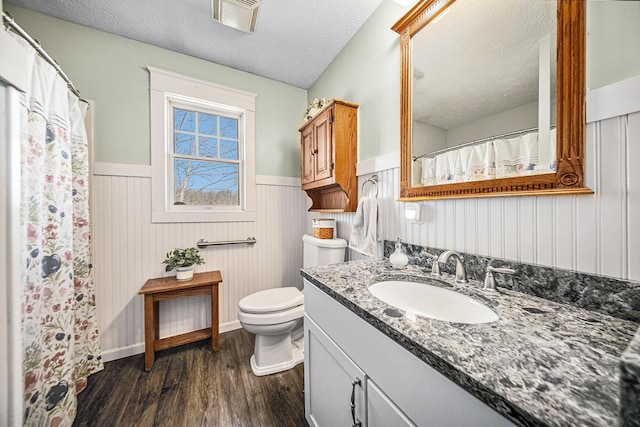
[351,377,362,427]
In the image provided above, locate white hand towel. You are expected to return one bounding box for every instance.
[348,196,381,257]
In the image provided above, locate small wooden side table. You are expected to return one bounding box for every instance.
[138,270,223,371]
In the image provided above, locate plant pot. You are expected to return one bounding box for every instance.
[176,266,194,282]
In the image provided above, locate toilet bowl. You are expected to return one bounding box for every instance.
[238,234,347,376]
[238,287,305,376]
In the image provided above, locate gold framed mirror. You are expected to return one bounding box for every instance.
[393,0,591,200]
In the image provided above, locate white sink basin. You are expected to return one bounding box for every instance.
[368,280,499,324]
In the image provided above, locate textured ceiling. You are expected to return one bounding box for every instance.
[5,0,385,89]
[412,0,557,130]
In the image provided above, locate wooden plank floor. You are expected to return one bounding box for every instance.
[73,329,307,427]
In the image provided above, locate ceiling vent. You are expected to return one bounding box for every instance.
[212,0,260,33]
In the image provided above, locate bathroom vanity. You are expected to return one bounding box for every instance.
[301,260,638,426]
[304,279,513,426]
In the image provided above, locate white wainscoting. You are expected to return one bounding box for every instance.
[96,107,639,361]
[313,111,640,282]
[93,174,308,361]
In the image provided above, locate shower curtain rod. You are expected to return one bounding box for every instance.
[413,124,557,161]
[2,11,87,103]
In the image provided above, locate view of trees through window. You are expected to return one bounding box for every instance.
[172,108,240,206]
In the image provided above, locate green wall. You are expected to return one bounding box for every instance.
[586,0,640,90]
[311,0,640,162]
[5,5,307,177]
[308,1,407,162]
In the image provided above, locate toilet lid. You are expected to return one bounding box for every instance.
[239,287,304,314]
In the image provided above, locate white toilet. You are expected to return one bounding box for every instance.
[238,234,347,376]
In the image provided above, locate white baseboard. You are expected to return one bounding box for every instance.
[101,343,145,363]
[220,320,242,333]
[100,320,244,363]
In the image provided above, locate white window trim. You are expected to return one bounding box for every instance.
[149,66,257,223]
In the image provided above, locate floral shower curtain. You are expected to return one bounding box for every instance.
[16,36,103,426]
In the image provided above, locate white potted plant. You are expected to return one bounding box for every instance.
[162,247,204,281]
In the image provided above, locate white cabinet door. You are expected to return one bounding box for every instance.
[367,379,415,427]
[305,315,366,427]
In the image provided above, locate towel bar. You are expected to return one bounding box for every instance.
[197,237,257,248]
[362,175,378,197]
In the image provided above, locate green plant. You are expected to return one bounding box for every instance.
[162,247,204,272]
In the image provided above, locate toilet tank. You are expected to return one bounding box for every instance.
[302,234,347,268]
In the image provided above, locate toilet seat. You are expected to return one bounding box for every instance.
[239,287,303,314]
[238,304,304,326]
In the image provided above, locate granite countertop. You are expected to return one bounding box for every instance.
[301,259,639,427]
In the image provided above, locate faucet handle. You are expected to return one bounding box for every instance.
[487,266,515,275]
[484,265,515,292]
[422,251,438,260]
[431,261,442,276]
[421,251,441,276]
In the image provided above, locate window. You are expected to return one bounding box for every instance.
[149,67,256,223]
[171,104,240,208]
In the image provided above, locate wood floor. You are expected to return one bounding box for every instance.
[73,329,307,427]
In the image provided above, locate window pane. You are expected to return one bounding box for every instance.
[199,113,217,135]
[220,117,238,138]
[174,159,239,206]
[220,139,238,160]
[174,108,195,132]
[199,137,218,158]
[174,133,195,155]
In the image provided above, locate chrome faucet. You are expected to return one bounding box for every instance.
[421,251,441,276]
[437,250,467,283]
[484,262,516,292]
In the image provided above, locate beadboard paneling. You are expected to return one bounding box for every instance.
[628,112,640,279]
[97,112,638,361]
[93,177,308,360]
[311,112,639,282]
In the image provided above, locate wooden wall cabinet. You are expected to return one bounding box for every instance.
[299,99,358,212]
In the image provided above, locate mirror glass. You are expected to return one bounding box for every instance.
[411,0,557,188]
[394,0,588,200]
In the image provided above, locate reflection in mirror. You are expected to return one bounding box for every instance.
[411,0,557,188]
[393,0,590,200]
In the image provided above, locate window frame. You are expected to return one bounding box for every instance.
[149,66,256,223]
